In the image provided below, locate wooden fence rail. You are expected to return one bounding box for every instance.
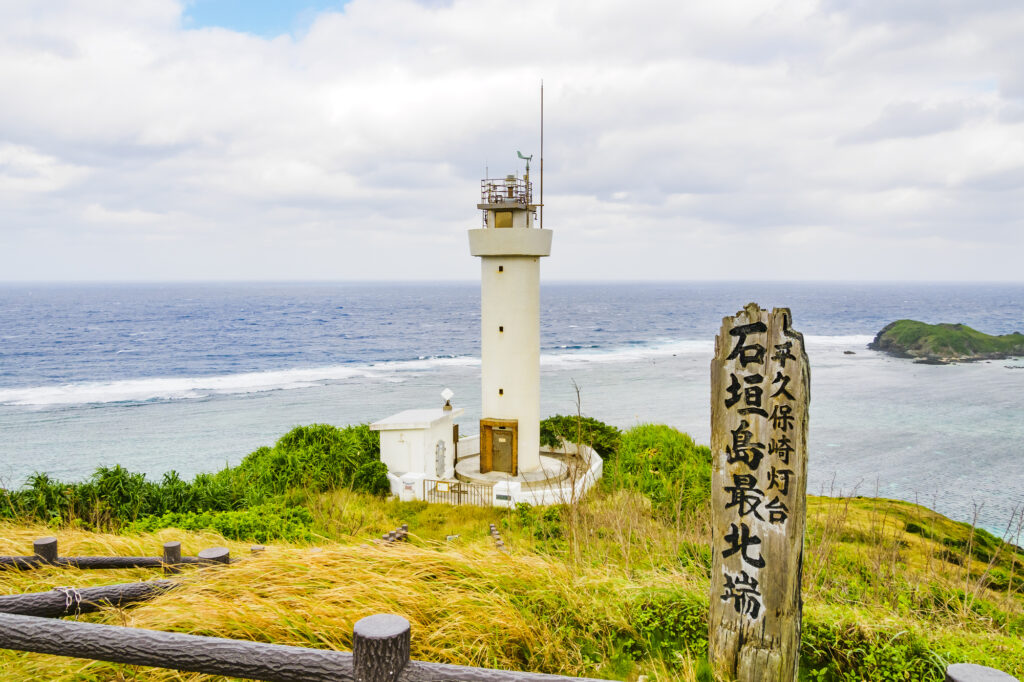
[0,611,605,682]
[0,537,230,571]
[0,580,176,618]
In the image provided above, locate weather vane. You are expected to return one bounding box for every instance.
[517,150,532,176]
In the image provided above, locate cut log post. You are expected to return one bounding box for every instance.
[197,547,230,565]
[709,303,809,682]
[34,537,58,564]
[0,580,177,618]
[945,663,1019,681]
[163,542,182,575]
[163,542,182,564]
[352,614,410,682]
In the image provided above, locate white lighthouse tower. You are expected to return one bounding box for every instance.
[469,165,551,474]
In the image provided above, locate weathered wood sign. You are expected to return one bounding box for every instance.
[709,303,809,681]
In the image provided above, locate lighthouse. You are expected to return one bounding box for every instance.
[469,166,551,474]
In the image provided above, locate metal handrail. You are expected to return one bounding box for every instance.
[480,178,532,206]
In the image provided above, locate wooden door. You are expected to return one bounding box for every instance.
[493,429,513,472]
[480,418,518,475]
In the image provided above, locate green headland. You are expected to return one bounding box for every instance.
[869,319,1024,364]
[2,420,1022,681]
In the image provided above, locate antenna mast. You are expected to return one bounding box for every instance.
[540,80,544,230]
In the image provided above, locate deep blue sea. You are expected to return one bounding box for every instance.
[1,282,1022,535]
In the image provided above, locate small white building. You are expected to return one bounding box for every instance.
[369,406,463,501]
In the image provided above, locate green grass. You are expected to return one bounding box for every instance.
[871,319,1024,359]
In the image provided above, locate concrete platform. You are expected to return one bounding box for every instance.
[455,454,568,489]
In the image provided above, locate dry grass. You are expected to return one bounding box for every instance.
[2,488,1023,681]
[0,521,702,681]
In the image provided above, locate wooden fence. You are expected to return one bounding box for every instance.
[0,580,176,618]
[1,535,1015,680]
[0,611,605,682]
[0,537,229,571]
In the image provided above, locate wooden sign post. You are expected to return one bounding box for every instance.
[709,303,809,681]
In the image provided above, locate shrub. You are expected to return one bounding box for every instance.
[511,502,564,541]
[629,588,709,662]
[604,424,712,521]
[1,423,385,527]
[801,619,944,681]
[540,415,621,458]
[124,503,316,543]
[352,460,390,497]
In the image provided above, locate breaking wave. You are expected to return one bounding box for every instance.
[0,335,874,406]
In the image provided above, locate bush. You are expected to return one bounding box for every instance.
[629,588,709,662]
[540,415,621,458]
[352,460,390,497]
[235,423,382,495]
[1,423,386,527]
[511,502,564,541]
[604,424,712,521]
[801,619,944,681]
[124,503,316,543]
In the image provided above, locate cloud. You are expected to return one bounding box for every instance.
[0,0,1021,281]
[0,144,88,194]
[841,101,977,143]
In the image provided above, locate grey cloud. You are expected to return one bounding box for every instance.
[841,101,976,143]
[963,166,1024,192]
[820,0,1021,26]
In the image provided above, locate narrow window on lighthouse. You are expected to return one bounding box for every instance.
[499,326,504,332]
[498,265,504,272]
[498,389,504,396]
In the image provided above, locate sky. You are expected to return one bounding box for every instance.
[1,0,1022,282]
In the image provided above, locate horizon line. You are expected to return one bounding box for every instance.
[1,279,1024,286]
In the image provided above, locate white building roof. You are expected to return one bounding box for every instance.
[369,407,465,431]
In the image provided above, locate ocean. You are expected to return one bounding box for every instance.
[1,282,1022,535]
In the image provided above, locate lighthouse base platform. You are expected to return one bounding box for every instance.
[455,454,568,488]
[450,437,604,507]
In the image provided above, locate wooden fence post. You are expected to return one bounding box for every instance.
[162,541,182,575]
[709,303,809,682]
[33,537,58,564]
[352,614,410,682]
[197,547,230,565]
[945,663,1018,681]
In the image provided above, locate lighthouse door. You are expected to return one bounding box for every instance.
[480,418,518,475]
[493,428,513,473]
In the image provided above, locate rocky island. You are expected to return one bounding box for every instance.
[869,319,1024,364]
